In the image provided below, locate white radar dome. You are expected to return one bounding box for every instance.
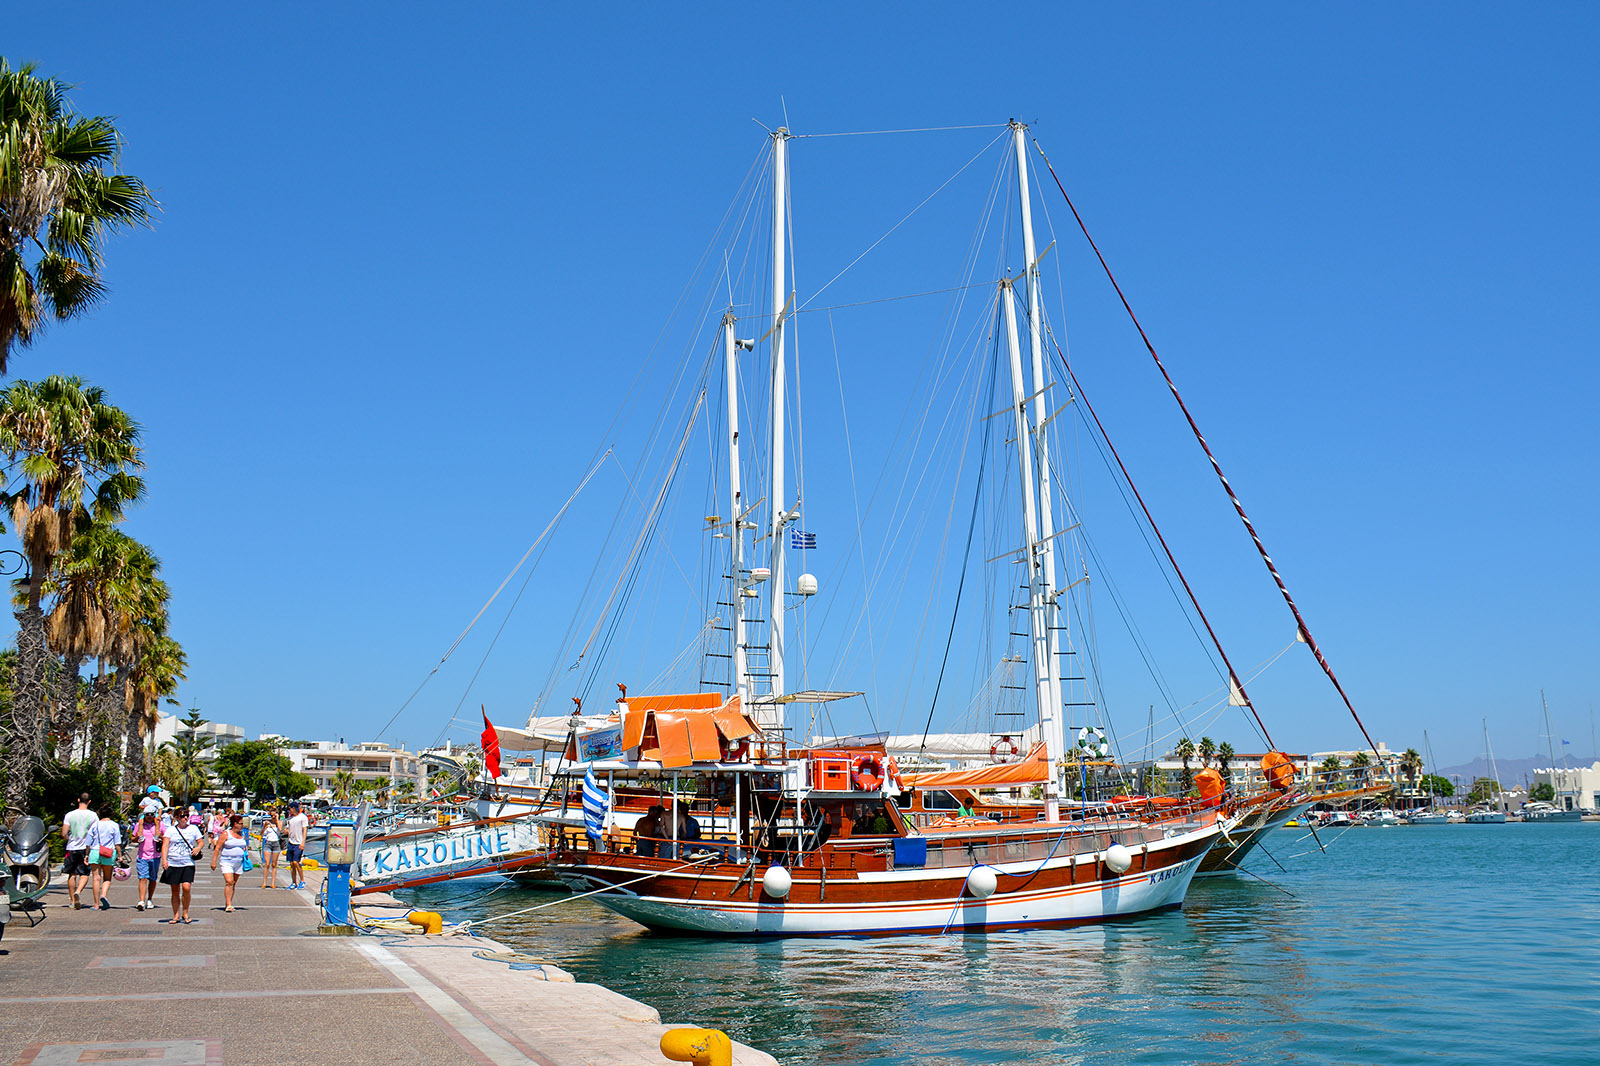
[797,573,818,596]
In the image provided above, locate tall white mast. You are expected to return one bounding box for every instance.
[1003,278,1061,820]
[1010,120,1065,732]
[767,127,791,709]
[722,311,748,703]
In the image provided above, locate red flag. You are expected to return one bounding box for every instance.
[480,708,502,780]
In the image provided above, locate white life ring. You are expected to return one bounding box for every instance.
[990,736,1020,762]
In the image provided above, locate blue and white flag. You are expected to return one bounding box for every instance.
[582,766,610,844]
[790,530,816,550]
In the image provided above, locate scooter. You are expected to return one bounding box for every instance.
[4,815,51,908]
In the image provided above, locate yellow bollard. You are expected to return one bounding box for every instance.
[660,1028,732,1066]
[407,910,443,935]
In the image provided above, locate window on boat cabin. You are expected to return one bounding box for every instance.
[915,790,962,811]
[814,799,895,836]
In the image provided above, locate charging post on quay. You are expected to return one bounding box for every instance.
[318,802,368,933]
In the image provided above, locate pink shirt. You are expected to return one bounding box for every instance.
[135,821,162,860]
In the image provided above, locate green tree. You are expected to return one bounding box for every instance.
[159,707,212,805]
[1217,741,1235,785]
[369,775,392,805]
[1529,782,1555,802]
[0,375,143,814]
[1197,736,1216,768]
[331,768,356,804]
[1318,755,1343,790]
[1419,773,1454,799]
[1350,752,1373,787]
[1174,737,1195,792]
[1467,777,1501,805]
[0,59,157,369]
[394,779,417,804]
[213,739,306,800]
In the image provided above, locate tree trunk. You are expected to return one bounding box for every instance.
[117,669,143,789]
[88,673,117,788]
[3,604,51,815]
[56,652,85,763]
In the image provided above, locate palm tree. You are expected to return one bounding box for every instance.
[370,775,392,805]
[1197,737,1216,769]
[0,375,142,813]
[1350,752,1373,787]
[1319,755,1342,789]
[331,769,356,804]
[1399,748,1423,790]
[128,636,184,787]
[394,779,417,805]
[1174,737,1196,792]
[1217,741,1235,785]
[43,519,125,762]
[0,59,157,370]
[162,710,213,806]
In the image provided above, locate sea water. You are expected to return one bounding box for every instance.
[400,822,1600,1065]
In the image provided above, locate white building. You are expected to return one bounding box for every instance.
[1533,762,1600,812]
[151,711,244,751]
[289,741,424,798]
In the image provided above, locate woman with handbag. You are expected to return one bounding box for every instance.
[160,814,205,924]
[211,813,249,912]
[83,804,123,911]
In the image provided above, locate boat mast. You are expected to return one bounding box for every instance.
[1011,120,1066,740]
[723,311,749,703]
[767,127,792,717]
[1541,689,1563,806]
[1483,718,1503,812]
[1002,277,1061,820]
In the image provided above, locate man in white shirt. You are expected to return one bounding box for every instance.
[284,803,310,889]
[61,793,98,910]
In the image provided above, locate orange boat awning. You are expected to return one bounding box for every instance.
[616,693,762,769]
[904,743,1049,790]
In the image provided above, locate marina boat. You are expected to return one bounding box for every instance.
[1404,810,1449,825]
[539,122,1266,935]
[1519,801,1582,823]
[1464,808,1506,824]
[1362,808,1402,827]
[1194,790,1313,877]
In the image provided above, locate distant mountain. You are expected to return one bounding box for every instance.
[1436,752,1597,786]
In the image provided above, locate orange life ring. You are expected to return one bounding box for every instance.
[884,756,903,789]
[990,736,1020,762]
[719,736,750,762]
[852,754,884,791]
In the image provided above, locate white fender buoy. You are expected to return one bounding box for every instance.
[1104,843,1133,874]
[761,865,792,899]
[965,866,997,899]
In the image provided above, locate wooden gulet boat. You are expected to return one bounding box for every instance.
[543,122,1227,936]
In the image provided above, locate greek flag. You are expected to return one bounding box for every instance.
[790,530,816,550]
[582,766,610,844]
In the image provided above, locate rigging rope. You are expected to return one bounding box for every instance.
[1032,136,1380,758]
[1049,346,1274,750]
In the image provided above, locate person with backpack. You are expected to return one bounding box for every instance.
[159,812,206,924]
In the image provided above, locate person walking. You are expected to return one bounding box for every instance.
[284,803,309,889]
[130,809,164,910]
[159,813,206,924]
[84,804,123,910]
[210,813,249,912]
[207,806,229,847]
[61,794,98,910]
[258,809,283,888]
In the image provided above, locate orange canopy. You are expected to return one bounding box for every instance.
[903,743,1049,790]
[615,693,762,769]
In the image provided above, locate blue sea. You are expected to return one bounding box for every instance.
[400,822,1600,1065]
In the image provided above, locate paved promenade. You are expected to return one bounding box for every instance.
[0,864,777,1066]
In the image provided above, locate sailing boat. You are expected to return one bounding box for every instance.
[1524,690,1582,822]
[540,122,1231,935]
[1464,719,1507,824]
[1404,730,1449,824]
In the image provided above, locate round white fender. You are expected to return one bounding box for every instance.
[1104,843,1134,874]
[761,865,792,899]
[965,866,998,899]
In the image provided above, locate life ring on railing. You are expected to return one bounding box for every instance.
[719,736,750,762]
[990,736,1020,762]
[884,756,903,789]
[852,754,884,791]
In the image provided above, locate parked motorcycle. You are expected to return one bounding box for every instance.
[4,815,51,908]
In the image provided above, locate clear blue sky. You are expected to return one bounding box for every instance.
[8,5,1597,768]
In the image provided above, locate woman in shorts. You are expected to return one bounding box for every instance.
[211,813,249,912]
[83,805,123,911]
[258,809,283,888]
